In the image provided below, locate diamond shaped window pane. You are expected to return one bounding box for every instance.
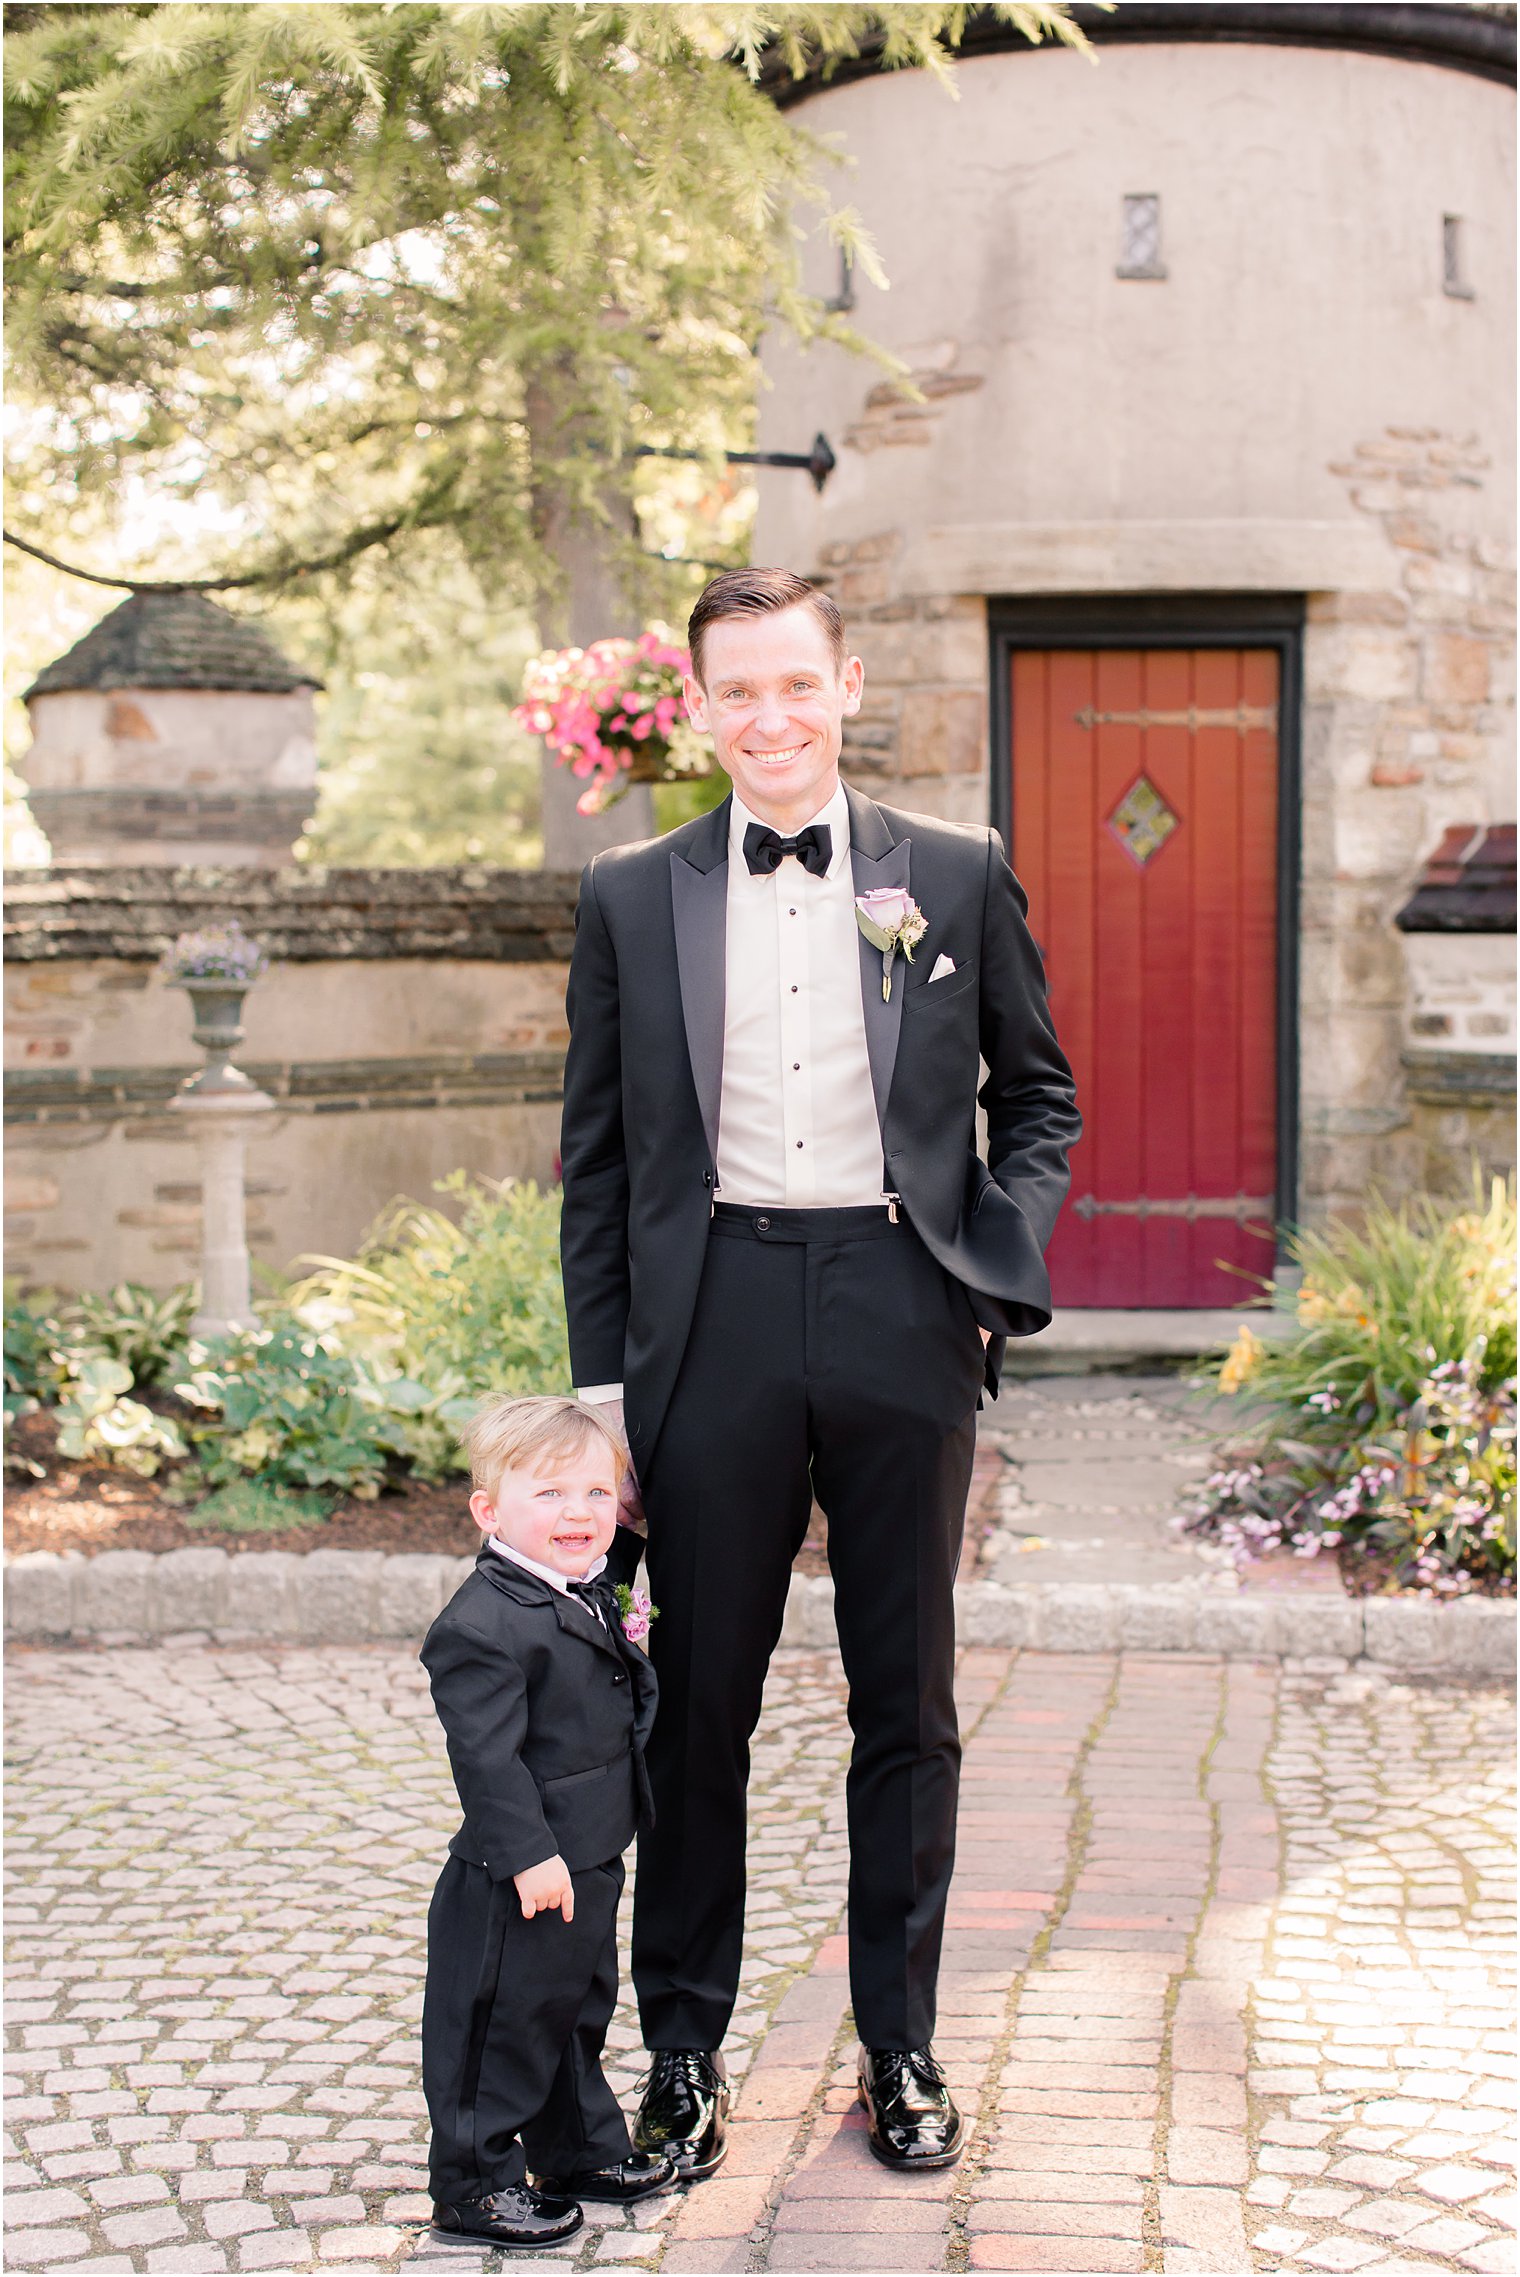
[1106,775,1179,866]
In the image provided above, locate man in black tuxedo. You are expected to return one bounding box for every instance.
[559,567,1080,2172]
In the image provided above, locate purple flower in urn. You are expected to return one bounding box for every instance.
[162,922,269,984]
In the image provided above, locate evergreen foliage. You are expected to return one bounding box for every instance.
[281,548,548,864]
[5,2,1088,608]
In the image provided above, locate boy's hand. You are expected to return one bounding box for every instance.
[514,1854,574,1921]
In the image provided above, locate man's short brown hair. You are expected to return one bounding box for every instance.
[461,1393,628,1505]
[687,567,846,687]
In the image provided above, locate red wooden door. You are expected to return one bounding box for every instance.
[1010,646,1279,1307]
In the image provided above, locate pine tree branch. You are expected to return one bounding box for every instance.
[3,501,456,594]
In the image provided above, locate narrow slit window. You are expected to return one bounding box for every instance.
[1117,193,1167,280]
[1443,214,1475,299]
[825,247,856,314]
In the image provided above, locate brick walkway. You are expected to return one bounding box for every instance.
[4,1643,1513,2277]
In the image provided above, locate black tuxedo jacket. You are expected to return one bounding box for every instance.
[559,783,1081,1468]
[420,1549,658,1880]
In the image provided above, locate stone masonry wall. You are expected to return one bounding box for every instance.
[4,958,571,1290]
[813,533,991,830]
[5,867,580,1293]
[1301,426,1516,1219]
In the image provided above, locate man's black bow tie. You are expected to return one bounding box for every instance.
[742,820,832,878]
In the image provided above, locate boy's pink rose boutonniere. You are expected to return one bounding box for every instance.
[854,888,929,1002]
[614,1584,658,1647]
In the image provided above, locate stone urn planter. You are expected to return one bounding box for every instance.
[178,976,260,1097]
[160,923,276,1338]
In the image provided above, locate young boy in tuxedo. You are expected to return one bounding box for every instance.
[420,1394,673,2251]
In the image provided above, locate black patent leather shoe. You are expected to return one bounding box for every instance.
[858,2045,967,2168]
[632,2048,730,2179]
[533,2150,677,2202]
[430,2182,584,2248]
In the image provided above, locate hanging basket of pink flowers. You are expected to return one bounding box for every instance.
[512,627,713,817]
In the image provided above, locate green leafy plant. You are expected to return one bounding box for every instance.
[58,1281,199,1392]
[172,1321,407,1498]
[7,1280,200,1478]
[4,1281,67,1422]
[1184,1171,1516,1594]
[4,1282,70,1474]
[286,1173,572,1477]
[183,1479,332,1533]
[55,1356,189,1479]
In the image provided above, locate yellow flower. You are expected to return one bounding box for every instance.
[1219,1326,1266,1393]
[1299,1280,1371,1327]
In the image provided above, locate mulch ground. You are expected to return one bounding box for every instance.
[3,1414,1007,1577]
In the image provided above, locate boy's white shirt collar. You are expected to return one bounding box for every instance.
[486,1536,609,1597]
[728,777,851,881]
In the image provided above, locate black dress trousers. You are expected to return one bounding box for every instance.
[422,1853,632,2200]
[631,1201,985,2054]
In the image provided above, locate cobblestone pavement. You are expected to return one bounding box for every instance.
[4,1644,1513,2277]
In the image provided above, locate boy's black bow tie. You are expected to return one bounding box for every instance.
[566,1576,617,1622]
[742,820,831,877]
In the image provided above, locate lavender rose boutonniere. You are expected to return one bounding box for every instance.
[854,888,929,1002]
[614,1583,659,1646]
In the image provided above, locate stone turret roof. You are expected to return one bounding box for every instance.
[22,591,323,701]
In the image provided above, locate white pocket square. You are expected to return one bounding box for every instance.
[929,953,957,983]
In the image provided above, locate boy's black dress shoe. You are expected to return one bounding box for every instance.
[534,2150,677,2201]
[430,2182,584,2248]
[857,2046,967,2168]
[632,2049,730,2178]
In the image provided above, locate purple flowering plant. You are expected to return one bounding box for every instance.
[1179,1172,1515,1597]
[162,922,269,985]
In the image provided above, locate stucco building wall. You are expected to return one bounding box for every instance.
[754,36,1515,1222]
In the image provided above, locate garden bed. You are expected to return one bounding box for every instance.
[8,1171,1509,1607]
[2,1414,1007,1577]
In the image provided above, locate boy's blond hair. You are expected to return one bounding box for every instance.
[461,1393,629,1504]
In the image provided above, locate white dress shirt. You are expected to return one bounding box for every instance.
[578,778,884,1404]
[487,1535,609,1619]
[717,781,885,1207]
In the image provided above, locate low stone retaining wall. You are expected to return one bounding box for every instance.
[3,1548,472,1647]
[791,1571,1515,1678]
[4,1548,1514,1679]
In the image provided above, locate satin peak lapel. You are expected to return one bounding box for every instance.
[846,787,910,1127]
[551,1590,627,1665]
[669,800,730,1173]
